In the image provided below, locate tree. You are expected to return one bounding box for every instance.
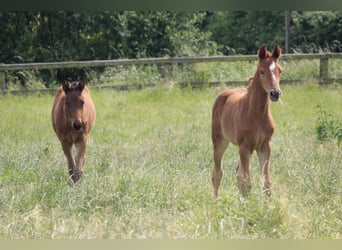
[0,11,216,84]
[0,12,36,63]
[290,11,342,53]
[206,11,285,55]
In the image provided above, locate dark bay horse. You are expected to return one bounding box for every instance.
[211,44,282,198]
[52,80,96,183]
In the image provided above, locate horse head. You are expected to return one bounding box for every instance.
[62,80,86,132]
[257,44,282,102]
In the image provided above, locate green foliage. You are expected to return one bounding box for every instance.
[0,11,214,64]
[0,11,218,85]
[98,64,162,86]
[1,11,340,63]
[6,70,46,90]
[0,11,341,87]
[291,11,342,53]
[206,11,342,55]
[316,104,342,146]
[206,11,285,55]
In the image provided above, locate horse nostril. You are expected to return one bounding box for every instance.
[270,90,280,101]
[73,122,83,131]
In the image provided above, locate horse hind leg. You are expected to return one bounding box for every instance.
[211,99,228,197]
[212,136,229,197]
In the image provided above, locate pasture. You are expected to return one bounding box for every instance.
[0,82,341,239]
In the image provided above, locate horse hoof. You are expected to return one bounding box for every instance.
[264,189,272,196]
[73,172,83,183]
[68,171,83,185]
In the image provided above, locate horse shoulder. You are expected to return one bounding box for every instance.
[265,114,275,137]
[217,89,248,145]
[52,88,65,126]
[82,87,96,131]
[52,87,64,108]
[251,113,275,149]
[51,88,70,141]
[83,87,95,105]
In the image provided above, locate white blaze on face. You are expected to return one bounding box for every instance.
[269,61,276,83]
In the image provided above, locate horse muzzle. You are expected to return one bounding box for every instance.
[269,89,281,102]
[72,121,84,132]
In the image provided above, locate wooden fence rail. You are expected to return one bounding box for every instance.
[1,53,341,93]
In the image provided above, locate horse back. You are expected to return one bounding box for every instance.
[212,88,246,117]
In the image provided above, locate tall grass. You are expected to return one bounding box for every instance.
[96,58,342,86]
[0,81,341,239]
[4,56,342,91]
[316,104,342,145]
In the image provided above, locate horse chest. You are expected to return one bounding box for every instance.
[244,118,274,149]
[227,114,274,149]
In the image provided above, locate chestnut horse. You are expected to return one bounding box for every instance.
[211,44,282,198]
[52,80,96,183]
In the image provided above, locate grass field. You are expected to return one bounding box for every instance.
[0,82,341,239]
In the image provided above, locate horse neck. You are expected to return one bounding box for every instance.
[246,74,270,117]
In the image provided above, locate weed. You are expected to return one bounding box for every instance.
[316,104,342,146]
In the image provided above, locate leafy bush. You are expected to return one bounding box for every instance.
[7,70,46,90]
[316,104,342,146]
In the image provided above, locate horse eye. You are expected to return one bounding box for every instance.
[260,71,265,75]
[279,69,282,74]
[80,100,85,105]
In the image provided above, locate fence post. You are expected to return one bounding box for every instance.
[158,63,173,80]
[0,69,7,92]
[319,54,329,84]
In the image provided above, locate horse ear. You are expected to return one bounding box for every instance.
[272,44,282,59]
[258,45,267,59]
[78,80,85,91]
[62,80,71,93]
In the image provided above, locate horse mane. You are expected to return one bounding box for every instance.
[70,81,81,91]
[247,77,254,89]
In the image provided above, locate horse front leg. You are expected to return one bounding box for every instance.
[73,137,87,183]
[257,141,272,196]
[237,144,252,198]
[61,140,75,182]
